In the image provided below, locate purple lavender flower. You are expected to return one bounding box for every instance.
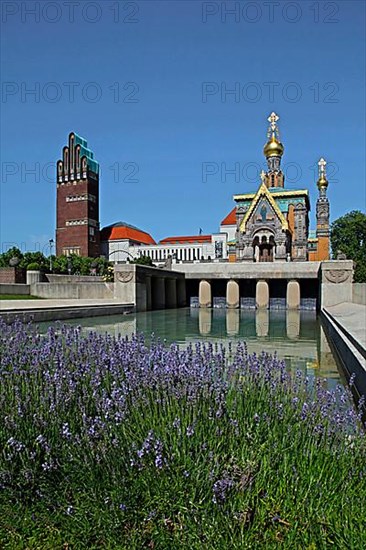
[61,423,72,440]
[186,425,195,437]
[155,454,163,469]
[172,417,180,429]
[212,476,234,505]
[6,437,24,452]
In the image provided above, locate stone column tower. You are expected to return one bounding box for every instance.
[56,132,100,257]
[292,203,308,261]
[315,157,330,260]
[263,112,285,189]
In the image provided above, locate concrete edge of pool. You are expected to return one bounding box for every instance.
[321,303,366,401]
[0,299,135,323]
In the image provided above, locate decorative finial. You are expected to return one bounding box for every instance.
[317,157,328,190]
[263,112,284,160]
[267,112,280,139]
[318,157,327,179]
[260,170,266,184]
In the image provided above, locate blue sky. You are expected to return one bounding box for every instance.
[1,0,365,254]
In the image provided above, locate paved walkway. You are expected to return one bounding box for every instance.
[324,302,366,357]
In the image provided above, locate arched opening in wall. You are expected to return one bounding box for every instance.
[260,235,274,262]
[239,279,256,309]
[253,232,275,262]
[300,278,318,311]
[253,236,260,262]
[211,279,227,307]
[268,279,287,310]
[186,279,199,307]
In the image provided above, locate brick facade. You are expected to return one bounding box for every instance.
[56,132,100,258]
[0,267,26,284]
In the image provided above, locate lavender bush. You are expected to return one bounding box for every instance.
[0,319,365,548]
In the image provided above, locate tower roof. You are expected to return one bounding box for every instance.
[57,132,99,183]
[263,132,284,158]
[74,133,99,174]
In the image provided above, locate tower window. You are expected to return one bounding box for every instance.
[63,247,81,256]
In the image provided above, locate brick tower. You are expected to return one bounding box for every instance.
[56,132,100,257]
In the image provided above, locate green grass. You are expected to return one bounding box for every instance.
[0,294,42,300]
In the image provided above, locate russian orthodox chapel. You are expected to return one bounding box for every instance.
[222,112,330,262]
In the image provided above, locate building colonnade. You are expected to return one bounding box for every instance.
[140,247,203,262]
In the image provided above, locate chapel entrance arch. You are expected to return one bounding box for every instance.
[253,232,275,262]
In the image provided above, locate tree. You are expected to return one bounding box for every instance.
[19,252,48,271]
[0,249,111,275]
[0,247,23,267]
[330,210,366,283]
[52,255,69,274]
[0,249,48,271]
[51,255,111,275]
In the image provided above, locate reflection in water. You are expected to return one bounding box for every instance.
[61,317,137,340]
[226,309,239,336]
[255,309,269,337]
[39,308,343,389]
[199,308,212,335]
[286,309,300,340]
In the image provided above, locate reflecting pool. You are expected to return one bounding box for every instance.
[39,308,344,389]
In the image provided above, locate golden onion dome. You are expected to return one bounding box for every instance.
[317,175,328,189]
[263,132,284,158]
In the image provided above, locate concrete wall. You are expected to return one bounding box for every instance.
[46,274,104,283]
[320,261,354,308]
[173,261,321,279]
[31,282,114,299]
[26,270,41,285]
[0,283,30,295]
[353,283,366,306]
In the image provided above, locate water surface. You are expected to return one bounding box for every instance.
[40,308,344,390]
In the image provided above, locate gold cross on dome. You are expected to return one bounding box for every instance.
[318,157,327,176]
[268,112,279,131]
[268,112,279,124]
[266,112,280,139]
